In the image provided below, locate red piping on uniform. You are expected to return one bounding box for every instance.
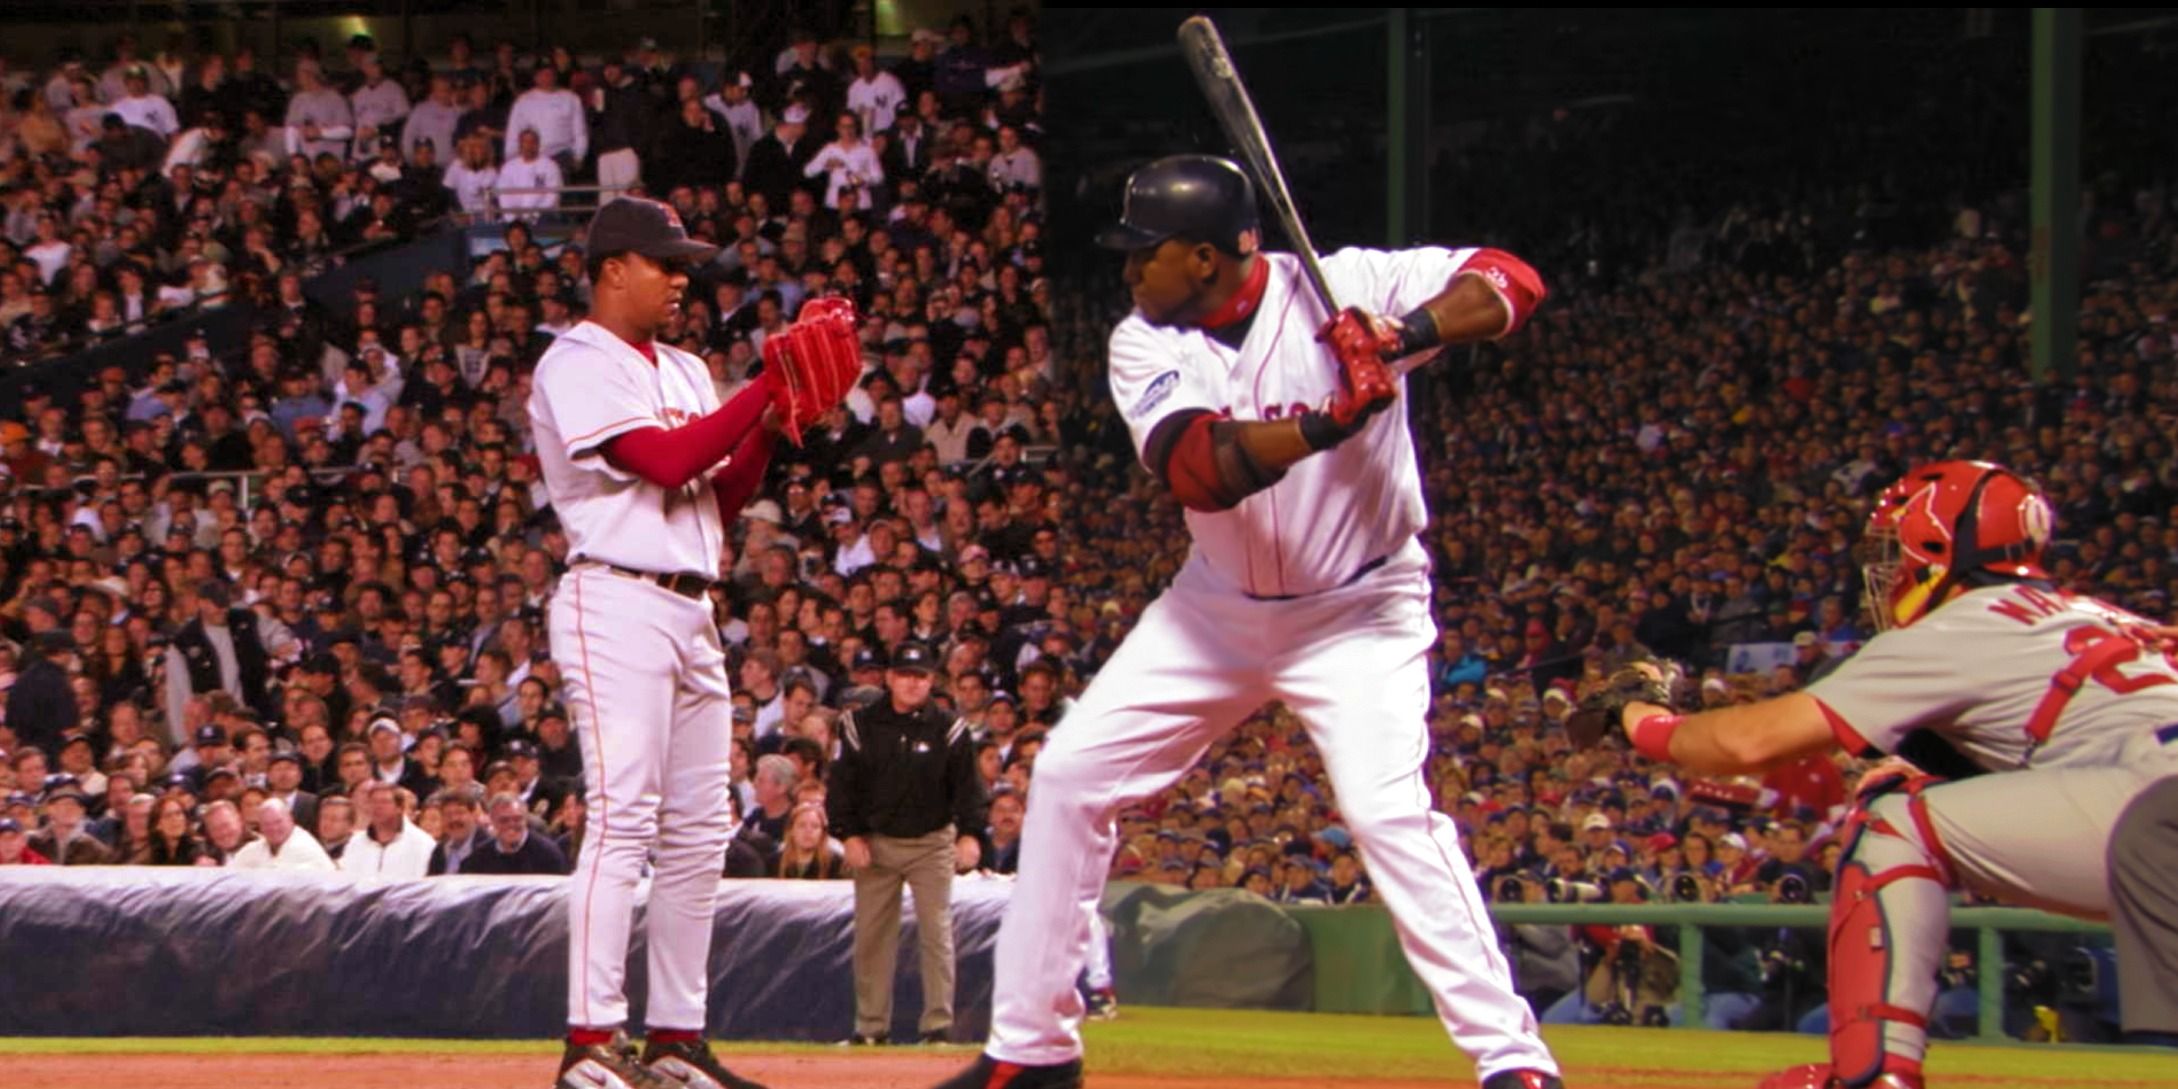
[1814,697,1876,757]
[573,570,609,1028]
[1248,285,1297,596]
[568,415,657,447]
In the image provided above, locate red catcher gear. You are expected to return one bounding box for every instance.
[761,296,863,444]
[1860,460,2053,631]
[1314,306,1398,429]
[1754,1065,1922,1089]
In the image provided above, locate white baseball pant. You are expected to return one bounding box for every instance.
[554,566,737,1032]
[987,543,1559,1080]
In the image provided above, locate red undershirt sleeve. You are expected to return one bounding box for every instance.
[709,426,776,517]
[602,382,770,489]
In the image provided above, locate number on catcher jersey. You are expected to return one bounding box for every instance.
[1807,583,2178,770]
[1106,246,1479,598]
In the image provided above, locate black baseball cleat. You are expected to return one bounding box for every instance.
[1084,987,1119,1021]
[845,1031,889,1046]
[641,1037,770,1089]
[557,1032,679,1089]
[1480,1071,1565,1089]
[928,1053,1085,1089]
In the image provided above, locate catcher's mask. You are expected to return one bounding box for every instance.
[1857,460,2052,632]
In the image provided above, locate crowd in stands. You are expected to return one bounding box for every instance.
[0,10,2170,1040]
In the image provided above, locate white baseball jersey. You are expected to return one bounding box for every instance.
[1809,582,2178,770]
[528,320,727,578]
[1107,246,1478,597]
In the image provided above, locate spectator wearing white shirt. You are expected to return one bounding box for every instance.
[495,129,563,218]
[111,68,178,140]
[229,797,336,871]
[349,55,411,163]
[502,65,586,173]
[804,111,883,212]
[340,780,436,879]
[284,63,354,162]
[441,133,500,218]
[23,213,71,285]
[162,112,229,174]
[845,47,907,137]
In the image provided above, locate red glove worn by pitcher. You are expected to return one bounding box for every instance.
[760,296,863,444]
[1302,307,1399,450]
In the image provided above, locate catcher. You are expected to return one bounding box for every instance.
[1569,461,2178,1089]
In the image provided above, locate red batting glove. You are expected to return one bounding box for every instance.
[1300,307,1399,449]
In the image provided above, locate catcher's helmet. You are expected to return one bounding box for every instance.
[1095,154,1259,255]
[1859,460,2052,631]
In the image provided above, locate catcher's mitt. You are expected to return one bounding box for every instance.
[761,296,862,444]
[1565,660,1677,750]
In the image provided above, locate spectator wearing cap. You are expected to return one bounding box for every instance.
[845,46,906,137]
[700,72,764,176]
[827,640,986,1044]
[29,783,113,865]
[6,630,78,759]
[163,579,276,731]
[363,715,416,788]
[113,66,178,139]
[0,817,50,865]
[340,779,435,878]
[461,792,569,875]
[229,797,336,871]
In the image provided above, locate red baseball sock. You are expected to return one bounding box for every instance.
[648,1029,702,1045]
[567,1028,616,1048]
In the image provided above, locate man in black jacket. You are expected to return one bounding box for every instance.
[5,632,79,759]
[827,641,986,1045]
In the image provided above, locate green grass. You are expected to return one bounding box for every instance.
[2,1007,2175,1087]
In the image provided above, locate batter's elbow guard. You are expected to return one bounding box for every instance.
[1459,247,1546,336]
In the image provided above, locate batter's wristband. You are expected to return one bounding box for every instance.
[1297,409,1349,452]
[1628,712,1682,763]
[1394,306,1442,356]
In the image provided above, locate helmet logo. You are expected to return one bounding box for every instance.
[2019,493,2052,551]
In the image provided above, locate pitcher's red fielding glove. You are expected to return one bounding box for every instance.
[761,296,863,444]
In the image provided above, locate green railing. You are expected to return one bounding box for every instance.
[1482,903,2108,1040]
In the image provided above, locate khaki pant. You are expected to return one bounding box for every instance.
[852,826,957,1038]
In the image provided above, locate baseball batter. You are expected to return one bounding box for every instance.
[532,198,856,1089]
[932,155,1560,1089]
[1583,460,2178,1089]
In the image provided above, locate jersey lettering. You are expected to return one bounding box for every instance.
[1988,584,2068,626]
[2026,622,2178,745]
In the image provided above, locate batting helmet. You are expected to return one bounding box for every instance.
[1859,460,2053,631]
[1095,154,1259,255]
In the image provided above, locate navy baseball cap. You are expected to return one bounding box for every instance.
[587,198,719,265]
[195,725,225,746]
[889,642,938,674]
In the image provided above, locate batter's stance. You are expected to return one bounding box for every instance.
[931,155,1558,1089]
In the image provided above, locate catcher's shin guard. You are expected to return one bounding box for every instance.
[1827,785,1954,1087]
